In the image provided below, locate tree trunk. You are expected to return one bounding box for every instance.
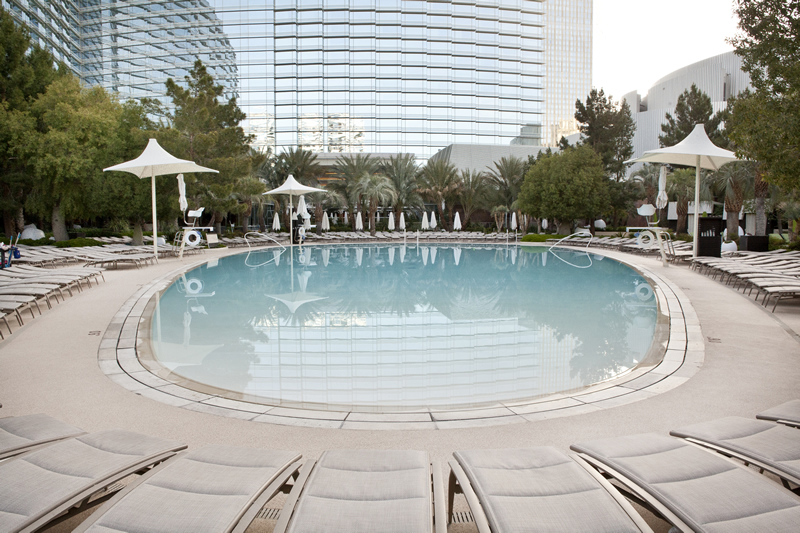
[258,204,266,232]
[15,207,25,234]
[677,199,689,234]
[754,170,768,236]
[213,211,223,235]
[51,204,69,241]
[726,210,740,241]
[369,206,376,236]
[3,211,15,238]
[315,204,323,235]
[447,205,454,231]
[132,220,144,246]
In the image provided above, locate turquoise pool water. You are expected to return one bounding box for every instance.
[149,244,660,411]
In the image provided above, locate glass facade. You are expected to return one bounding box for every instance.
[5,0,591,158]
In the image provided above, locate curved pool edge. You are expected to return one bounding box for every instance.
[97,244,704,430]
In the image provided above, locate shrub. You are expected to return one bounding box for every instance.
[521,234,566,242]
[55,238,105,248]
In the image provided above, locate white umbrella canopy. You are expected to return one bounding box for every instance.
[104,138,218,259]
[421,212,429,230]
[627,124,739,257]
[321,212,330,231]
[263,174,326,246]
[430,211,438,230]
[511,212,517,231]
[453,211,462,231]
[272,214,281,231]
[296,195,309,218]
[399,212,406,231]
[388,212,395,231]
[656,166,669,210]
[355,212,363,231]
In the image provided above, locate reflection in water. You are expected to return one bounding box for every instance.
[151,245,659,410]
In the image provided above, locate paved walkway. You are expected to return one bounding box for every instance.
[1,244,798,531]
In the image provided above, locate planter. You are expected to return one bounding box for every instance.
[740,235,769,252]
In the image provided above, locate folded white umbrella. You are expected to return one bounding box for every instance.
[656,165,669,210]
[542,219,548,230]
[453,211,462,231]
[511,212,517,231]
[272,213,281,231]
[388,212,395,231]
[177,174,188,212]
[355,212,363,231]
[296,195,309,218]
[430,211,437,230]
[421,212,429,230]
[322,212,330,231]
[344,211,348,225]
[399,212,406,231]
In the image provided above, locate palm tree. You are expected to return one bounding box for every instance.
[354,173,397,235]
[254,153,286,232]
[485,156,526,231]
[708,161,755,240]
[458,169,488,229]
[418,159,460,230]
[381,153,422,219]
[307,189,346,234]
[631,163,660,206]
[330,154,380,229]
[274,147,322,228]
[232,176,267,232]
[667,169,696,234]
[491,205,509,232]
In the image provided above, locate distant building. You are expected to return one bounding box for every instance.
[429,144,550,173]
[623,51,752,176]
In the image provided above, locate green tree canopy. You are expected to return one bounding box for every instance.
[659,84,721,147]
[727,0,800,192]
[418,158,460,230]
[161,60,254,231]
[518,145,608,231]
[574,88,636,180]
[381,153,421,216]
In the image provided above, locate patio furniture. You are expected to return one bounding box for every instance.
[0,413,85,460]
[0,429,185,533]
[571,432,800,532]
[274,449,446,533]
[73,445,302,533]
[448,447,651,532]
[757,399,800,428]
[671,416,800,491]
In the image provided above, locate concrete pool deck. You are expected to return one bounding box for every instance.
[1,243,798,530]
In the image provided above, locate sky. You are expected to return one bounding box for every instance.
[592,0,741,101]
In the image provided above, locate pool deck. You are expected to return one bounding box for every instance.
[1,243,799,531]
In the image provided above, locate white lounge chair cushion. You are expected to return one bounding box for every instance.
[671,416,800,482]
[758,399,800,426]
[0,430,183,532]
[286,450,431,533]
[572,433,800,533]
[454,447,641,532]
[83,445,300,533]
[0,413,83,458]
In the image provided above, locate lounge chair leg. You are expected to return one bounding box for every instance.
[447,469,457,524]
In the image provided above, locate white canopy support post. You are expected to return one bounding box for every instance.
[693,156,701,258]
[151,170,158,260]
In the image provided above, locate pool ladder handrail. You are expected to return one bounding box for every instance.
[548,227,593,269]
[243,231,288,268]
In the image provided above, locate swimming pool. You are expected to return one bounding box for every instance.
[144,244,662,411]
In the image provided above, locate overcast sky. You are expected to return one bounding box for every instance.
[592,0,740,101]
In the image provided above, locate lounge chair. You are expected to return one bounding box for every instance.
[0,413,85,460]
[571,433,800,532]
[0,429,185,533]
[274,449,446,533]
[73,445,301,533]
[757,399,800,428]
[670,416,800,491]
[448,447,651,532]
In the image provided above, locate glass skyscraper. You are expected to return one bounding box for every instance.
[5,0,591,159]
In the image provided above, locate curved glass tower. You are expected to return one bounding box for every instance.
[5,1,587,160]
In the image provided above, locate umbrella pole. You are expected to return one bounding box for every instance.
[151,170,158,261]
[692,155,700,258]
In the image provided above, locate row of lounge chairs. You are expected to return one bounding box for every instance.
[12,243,155,269]
[0,264,104,339]
[2,399,798,532]
[546,234,695,262]
[691,250,800,311]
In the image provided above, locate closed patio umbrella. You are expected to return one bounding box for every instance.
[104,138,218,259]
[321,212,330,231]
[627,124,739,257]
[656,165,669,210]
[511,212,517,231]
[355,212,363,231]
[453,212,462,231]
[344,211,349,225]
[421,212,429,230]
[388,212,395,231]
[430,211,437,230]
[399,212,406,231]
[272,213,281,231]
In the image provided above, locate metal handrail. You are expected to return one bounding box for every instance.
[548,228,594,269]
[243,232,287,268]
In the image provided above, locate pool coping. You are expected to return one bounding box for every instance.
[98,243,703,430]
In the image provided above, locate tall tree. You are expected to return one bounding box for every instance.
[24,77,122,240]
[708,161,756,240]
[0,6,64,236]
[161,60,254,233]
[330,153,380,229]
[518,146,609,233]
[574,89,636,180]
[659,84,721,147]
[457,169,488,228]
[485,156,526,230]
[667,168,697,234]
[355,173,397,236]
[727,0,800,193]
[381,153,421,218]
[418,159,460,230]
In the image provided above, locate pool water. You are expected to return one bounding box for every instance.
[148,244,660,411]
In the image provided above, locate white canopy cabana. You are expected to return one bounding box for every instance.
[627,124,739,257]
[104,138,218,259]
